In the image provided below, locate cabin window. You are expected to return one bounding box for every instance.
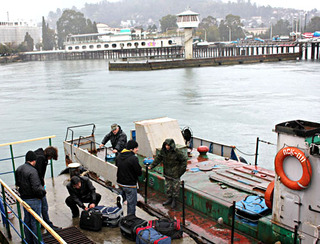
[89,45,94,49]
[75,46,80,50]
[127,43,132,47]
[141,42,146,46]
[82,45,87,49]
[112,43,117,48]
[104,44,109,48]
[177,16,182,22]
[168,40,173,45]
[134,42,139,47]
[68,47,72,50]
[97,45,101,48]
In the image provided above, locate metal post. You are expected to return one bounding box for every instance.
[255,137,259,166]
[9,145,16,182]
[294,225,298,244]
[36,221,42,243]
[1,185,11,238]
[49,138,54,178]
[16,201,25,241]
[181,180,185,226]
[231,201,236,244]
[145,166,149,204]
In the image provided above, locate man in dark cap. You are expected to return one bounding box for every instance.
[99,123,127,155]
[34,146,61,230]
[16,151,46,244]
[65,176,101,218]
[148,138,188,209]
[115,139,142,215]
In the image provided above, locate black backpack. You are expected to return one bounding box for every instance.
[79,208,102,231]
[119,214,148,241]
[149,218,183,239]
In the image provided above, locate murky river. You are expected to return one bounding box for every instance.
[1,59,320,184]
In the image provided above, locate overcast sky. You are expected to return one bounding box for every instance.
[0,0,319,22]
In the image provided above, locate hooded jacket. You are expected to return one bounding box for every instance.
[116,150,142,186]
[101,126,127,152]
[150,138,188,179]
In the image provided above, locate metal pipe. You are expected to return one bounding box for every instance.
[49,138,54,178]
[9,145,16,183]
[182,180,185,226]
[294,225,298,244]
[1,185,11,238]
[145,166,149,204]
[255,137,259,166]
[16,201,25,241]
[231,201,236,244]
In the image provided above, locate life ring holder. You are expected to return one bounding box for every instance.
[275,147,312,191]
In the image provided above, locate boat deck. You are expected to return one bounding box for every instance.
[0,173,196,243]
[96,147,274,243]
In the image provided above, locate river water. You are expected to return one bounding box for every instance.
[1,59,320,184]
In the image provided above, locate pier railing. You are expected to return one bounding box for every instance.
[0,178,66,244]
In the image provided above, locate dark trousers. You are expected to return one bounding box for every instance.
[65,193,101,216]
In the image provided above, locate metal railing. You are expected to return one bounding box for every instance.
[0,135,56,181]
[0,135,64,243]
[0,178,66,244]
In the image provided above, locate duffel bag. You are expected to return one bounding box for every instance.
[235,195,271,222]
[149,218,182,239]
[79,208,102,231]
[136,226,171,244]
[95,205,123,227]
[119,214,148,241]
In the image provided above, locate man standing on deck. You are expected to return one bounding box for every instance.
[65,175,101,218]
[148,138,188,209]
[115,140,142,215]
[34,146,61,230]
[16,151,46,244]
[99,123,127,156]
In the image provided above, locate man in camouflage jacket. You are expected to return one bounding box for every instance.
[149,138,188,208]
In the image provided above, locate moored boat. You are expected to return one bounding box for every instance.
[62,117,320,243]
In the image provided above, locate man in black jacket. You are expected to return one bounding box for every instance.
[34,146,60,230]
[116,140,142,215]
[99,123,127,155]
[65,176,101,218]
[16,151,46,244]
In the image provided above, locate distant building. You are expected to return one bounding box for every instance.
[0,20,41,45]
[246,27,268,35]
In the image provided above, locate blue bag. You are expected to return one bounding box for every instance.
[94,205,123,227]
[235,195,270,222]
[136,226,171,244]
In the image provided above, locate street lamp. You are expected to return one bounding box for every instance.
[227,26,231,41]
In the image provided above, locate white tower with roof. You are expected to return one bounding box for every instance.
[176,9,200,59]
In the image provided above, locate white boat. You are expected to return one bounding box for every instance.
[64,31,183,52]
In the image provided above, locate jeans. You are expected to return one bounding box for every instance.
[119,186,137,215]
[23,198,42,244]
[41,196,53,228]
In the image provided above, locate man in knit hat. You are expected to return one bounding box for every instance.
[115,139,142,215]
[16,151,46,244]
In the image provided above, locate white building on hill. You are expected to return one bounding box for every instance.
[0,20,41,45]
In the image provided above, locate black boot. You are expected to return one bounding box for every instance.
[162,198,172,206]
[171,198,177,209]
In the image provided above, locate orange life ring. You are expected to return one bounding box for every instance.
[274,147,312,190]
[265,181,274,209]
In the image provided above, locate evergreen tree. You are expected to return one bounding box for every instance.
[24,32,34,51]
[159,14,178,33]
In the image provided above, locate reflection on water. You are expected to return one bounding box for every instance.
[1,59,320,184]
